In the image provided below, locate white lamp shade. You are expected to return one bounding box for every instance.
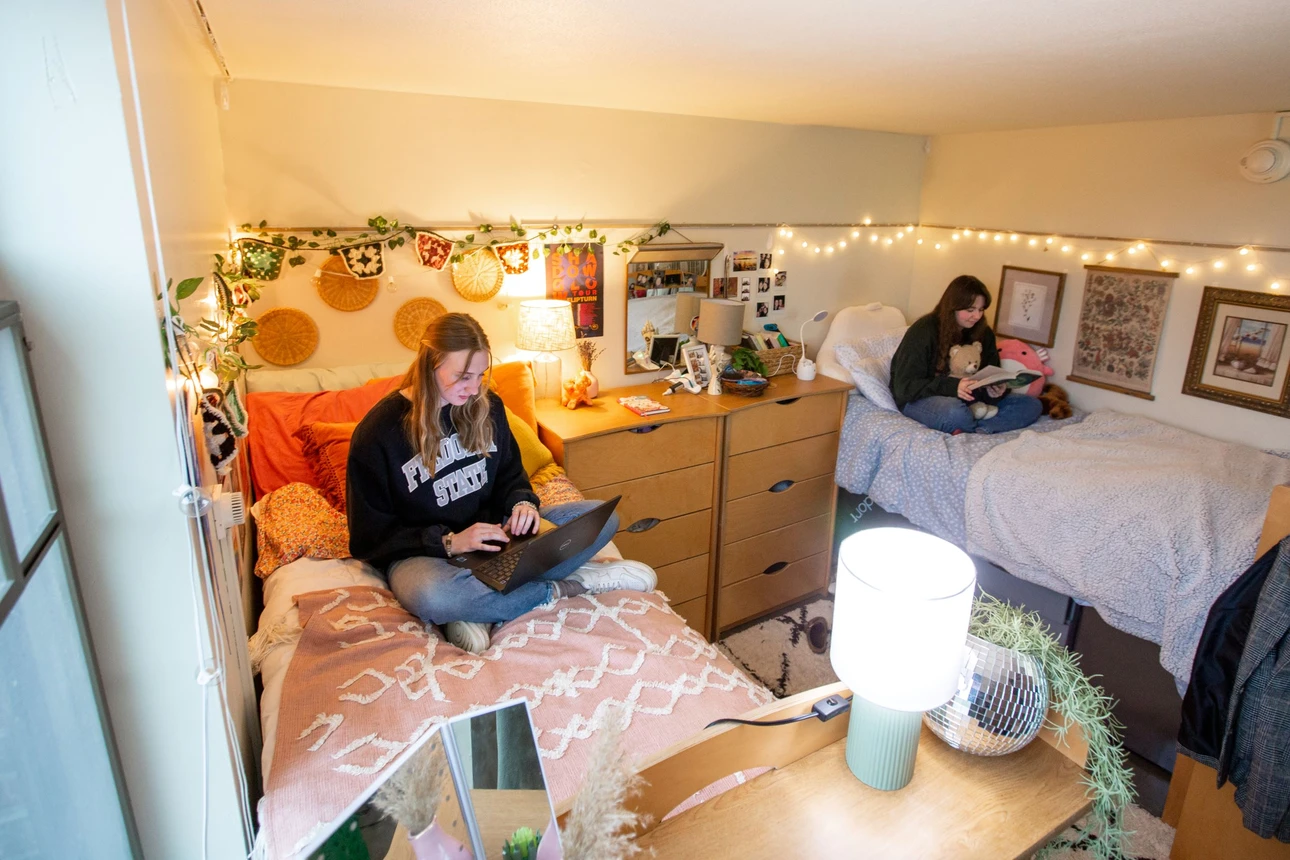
[696,299,744,347]
[830,528,976,712]
[674,293,703,337]
[516,299,576,352]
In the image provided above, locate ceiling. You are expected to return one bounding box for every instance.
[200,0,1290,135]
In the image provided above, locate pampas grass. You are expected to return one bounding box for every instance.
[370,733,450,835]
[561,709,651,860]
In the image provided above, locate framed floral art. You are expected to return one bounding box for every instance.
[1067,265,1177,400]
[1182,287,1290,417]
[994,265,1065,347]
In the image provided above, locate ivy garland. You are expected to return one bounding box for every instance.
[237,216,672,268]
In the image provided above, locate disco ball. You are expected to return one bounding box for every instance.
[924,634,1049,756]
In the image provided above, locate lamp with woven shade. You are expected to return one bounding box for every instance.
[697,299,745,394]
[516,299,576,400]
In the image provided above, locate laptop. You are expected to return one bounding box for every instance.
[296,700,564,860]
[447,496,621,593]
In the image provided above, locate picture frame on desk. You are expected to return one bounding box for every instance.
[681,341,712,385]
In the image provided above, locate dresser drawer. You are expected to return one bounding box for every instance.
[726,433,839,501]
[719,515,832,587]
[593,463,714,533]
[613,509,712,570]
[717,552,830,629]
[671,594,709,635]
[723,474,835,544]
[727,392,845,456]
[655,554,708,606]
[564,417,718,490]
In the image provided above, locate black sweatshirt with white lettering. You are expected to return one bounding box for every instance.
[346,391,540,572]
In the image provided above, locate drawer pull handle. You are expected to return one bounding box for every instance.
[776,397,801,406]
[769,479,796,493]
[625,517,660,533]
[629,424,662,434]
[762,561,789,575]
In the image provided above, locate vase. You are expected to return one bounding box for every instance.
[408,819,470,860]
[579,369,599,399]
[924,633,1048,756]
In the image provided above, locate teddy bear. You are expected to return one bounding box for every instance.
[997,338,1055,398]
[1038,383,1073,420]
[948,341,998,420]
[560,370,597,410]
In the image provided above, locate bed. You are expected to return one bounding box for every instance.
[242,360,772,858]
[819,303,1290,688]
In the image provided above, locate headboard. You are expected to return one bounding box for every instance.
[816,302,907,383]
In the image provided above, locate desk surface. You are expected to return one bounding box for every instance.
[635,725,1092,859]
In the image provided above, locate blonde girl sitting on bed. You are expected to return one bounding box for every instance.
[889,275,1042,435]
[346,312,656,654]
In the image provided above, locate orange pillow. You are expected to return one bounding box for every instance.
[297,421,358,510]
[487,360,537,430]
[246,376,400,498]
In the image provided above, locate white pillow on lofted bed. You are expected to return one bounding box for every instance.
[832,328,909,411]
[817,302,907,383]
[245,361,409,393]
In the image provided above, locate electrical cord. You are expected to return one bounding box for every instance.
[705,694,852,730]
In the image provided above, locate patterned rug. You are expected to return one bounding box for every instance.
[717,597,1177,858]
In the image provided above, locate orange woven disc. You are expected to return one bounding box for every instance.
[451,248,505,302]
[253,307,319,366]
[394,297,448,350]
[314,254,379,311]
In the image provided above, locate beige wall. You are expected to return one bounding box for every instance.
[914,113,1290,449]
[218,79,928,388]
[1,0,245,857]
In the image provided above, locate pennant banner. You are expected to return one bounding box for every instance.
[414,231,453,270]
[494,241,531,275]
[339,242,385,278]
[238,239,285,281]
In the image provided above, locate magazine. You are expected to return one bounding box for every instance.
[618,395,670,416]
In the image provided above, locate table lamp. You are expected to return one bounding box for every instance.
[795,309,829,381]
[674,293,703,343]
[696,299,744,395]
[830,528,976,790]
[516,299,576,400]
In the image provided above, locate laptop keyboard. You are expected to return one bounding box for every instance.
[475,548,525,591]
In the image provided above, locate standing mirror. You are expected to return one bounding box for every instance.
[624,243,724,374]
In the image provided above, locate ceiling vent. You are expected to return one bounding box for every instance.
[1239,112,1290,184]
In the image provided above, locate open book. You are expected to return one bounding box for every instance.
[966,365,1044,388]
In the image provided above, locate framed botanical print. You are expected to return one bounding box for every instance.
[1068,265,1177,400]
[994,265,1066,347]
[1182,287,1290,417]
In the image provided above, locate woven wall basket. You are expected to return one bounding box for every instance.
[314,254,378,311]
[394,297,447,350]
[253,307,319,366]
[451,248,505,302]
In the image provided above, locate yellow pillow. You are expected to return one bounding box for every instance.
[488,360,538,430]
[505,406,554,477]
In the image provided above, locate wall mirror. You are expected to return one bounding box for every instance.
[625,242,724,374]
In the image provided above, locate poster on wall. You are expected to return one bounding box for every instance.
[1068,265,1177,400]
[545,244,604,338]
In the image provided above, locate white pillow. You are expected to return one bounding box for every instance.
[832,327,909,412]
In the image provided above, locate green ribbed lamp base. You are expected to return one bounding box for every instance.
[845,695,922,790]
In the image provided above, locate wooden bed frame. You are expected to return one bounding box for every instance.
[1162,484,1290,859]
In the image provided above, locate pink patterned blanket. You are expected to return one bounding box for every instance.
[262,585,772,858]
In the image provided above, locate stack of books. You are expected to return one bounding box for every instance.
[618,395,670,416]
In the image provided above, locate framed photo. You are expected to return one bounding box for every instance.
[681,341,712,384]
[995,265,1065,347]
[1068,265,1176,400]
[1183,287,1290,417]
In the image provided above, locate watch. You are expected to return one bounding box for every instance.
[443,531,454,555]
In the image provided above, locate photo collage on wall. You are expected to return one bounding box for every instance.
[713,251,787,320]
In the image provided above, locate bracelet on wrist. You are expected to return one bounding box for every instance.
[443,531,454,555]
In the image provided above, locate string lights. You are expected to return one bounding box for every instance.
[772,223,1288,291]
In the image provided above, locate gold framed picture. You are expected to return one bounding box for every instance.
[994,265,1065,347]
[1182,286,1290,417]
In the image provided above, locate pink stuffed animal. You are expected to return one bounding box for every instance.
[997,339,1054,398]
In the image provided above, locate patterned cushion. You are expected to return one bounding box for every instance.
[253,483,350,579]
[297,421,356,509]
[833,327,909,412]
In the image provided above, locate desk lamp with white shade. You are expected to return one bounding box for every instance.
[830,528,976,790]
[516,299,576,401]
[795,309,830,381]
[696,299,745,395]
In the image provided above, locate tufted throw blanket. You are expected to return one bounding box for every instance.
[260,586,772,858]
[965,410,1290,685]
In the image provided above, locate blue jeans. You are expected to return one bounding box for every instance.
[902,393,1042,435]
[388,500,619,625]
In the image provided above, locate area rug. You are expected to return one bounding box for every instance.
[717,597,1177,858]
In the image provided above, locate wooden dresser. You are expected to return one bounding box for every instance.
[535,375,850,639]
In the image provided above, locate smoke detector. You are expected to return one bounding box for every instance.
[1239,112,1290,184]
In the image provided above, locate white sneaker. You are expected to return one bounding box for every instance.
[569,560,657,594]
[443,620,491,654]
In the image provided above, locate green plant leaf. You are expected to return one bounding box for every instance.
[464,233,475,242]
[312,229,322,236]
[288,255,306,266]
[395,236,404,247]
[387,238,397,248]
[326,229,337,237]
[589,229,598,239]
[258,220,267,228]
[175,277,205,300]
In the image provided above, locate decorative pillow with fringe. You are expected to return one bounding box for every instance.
[252,483,350,579]
[531,464,585,507]
[296,421,356,510]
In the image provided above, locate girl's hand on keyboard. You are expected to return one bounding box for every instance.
[507,503,540,536]
[453,522,509,552]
